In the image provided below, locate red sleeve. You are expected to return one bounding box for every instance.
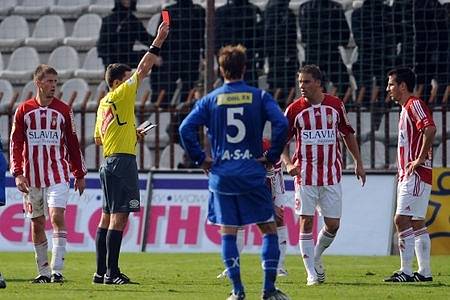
[409,99,435,131]
[336,101,355,136]
[64,108,87,179]
[9,106,25,177]
[284,102,298,143]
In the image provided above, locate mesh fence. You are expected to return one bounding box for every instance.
[0,0,449,170]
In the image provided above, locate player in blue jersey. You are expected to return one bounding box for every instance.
[179,45,289,300]
[0,135,6,288]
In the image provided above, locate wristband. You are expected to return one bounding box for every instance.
[148,45,160,56]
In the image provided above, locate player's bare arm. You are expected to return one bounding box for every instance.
[74,177,86,196]
[343,133,366,186]
[406,125,436,176]
[281,144,298,177]
[136,22,169,82]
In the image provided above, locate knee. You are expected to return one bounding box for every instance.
[50,213,65,230]
[109,213,129,231]
[32,216,46,232]
[394,214,411,231]
[325,220,340,235]
[98,213,110,229]
[300,216,314,232]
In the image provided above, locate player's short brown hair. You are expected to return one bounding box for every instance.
[298,64,322,82]
[33,64,58,81]
[218,44,247,80]
[387,67,416,93]
[105,63,132,89]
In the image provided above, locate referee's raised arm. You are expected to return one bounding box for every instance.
[136,22,169,83]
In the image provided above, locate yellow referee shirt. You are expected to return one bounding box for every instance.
[95,72,139,157]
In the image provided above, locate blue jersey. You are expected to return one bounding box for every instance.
[179,80,288,194]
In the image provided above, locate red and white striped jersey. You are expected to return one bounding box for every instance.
[285,94,354,186]
[397,96,434,185]
[10,98,87,188]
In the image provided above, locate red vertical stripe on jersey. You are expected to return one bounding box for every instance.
[315,107,324,186]
[303,112,313,185]
[40,112,50,187]
[50,111,61,184]
[326,107,335,185]
[30,112,41,188]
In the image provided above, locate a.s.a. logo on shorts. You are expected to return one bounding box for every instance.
[129,199,140,209]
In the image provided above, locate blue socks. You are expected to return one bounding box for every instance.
[261,234,279,293]
[222,234,244,294]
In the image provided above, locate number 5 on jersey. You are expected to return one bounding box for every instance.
[227,107,246,143]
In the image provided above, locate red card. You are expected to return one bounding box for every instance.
[162,10,170,25]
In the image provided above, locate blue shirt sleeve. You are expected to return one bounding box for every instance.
[261,91,288,163]
[179,98,208,166]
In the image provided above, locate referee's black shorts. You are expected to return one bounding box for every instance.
[99,153,140,214]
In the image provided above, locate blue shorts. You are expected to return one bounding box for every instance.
[0,153,6,206]
[208,185,275,227]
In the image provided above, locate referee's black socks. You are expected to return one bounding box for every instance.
[106,229,124,277]
[95,227,108,276]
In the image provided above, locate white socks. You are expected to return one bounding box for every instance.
[299,232,316,280]
[398,227,415,275]
[236,228,245,254]
[277,226,287,270]
[414,227,431,277]
[314,228,335,263]
[34,240,51,277]
[51,231,67,274]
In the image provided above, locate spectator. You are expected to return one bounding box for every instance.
[298,0,350,97]
[263,0,298,108]
[414,0,448,104]
[391,0,414,70]
[97,0,153,68]
[216,0,264,87]
[352,0,395,105]
[150,0,205,108]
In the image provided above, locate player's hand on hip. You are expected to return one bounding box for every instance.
[201,156,213,176]
[286,163,299,177]
[355,163,366,186]
[405,158,423,177]
[256,156,273,170]
[75,177,86,196]
[15,175,29,193]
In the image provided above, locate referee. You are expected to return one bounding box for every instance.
[93,22,169,285]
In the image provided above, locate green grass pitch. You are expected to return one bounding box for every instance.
[0,252,449,299]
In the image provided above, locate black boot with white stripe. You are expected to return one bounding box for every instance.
[104,273,131,285]
[383,271,414,283]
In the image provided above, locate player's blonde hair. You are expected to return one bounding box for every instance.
[34,64,58,81]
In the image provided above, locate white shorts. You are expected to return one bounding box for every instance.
[23,182,70,218]
[396,173,431,220]
[294,181,342,218]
